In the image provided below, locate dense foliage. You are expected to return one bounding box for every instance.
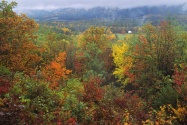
[1,1,187,124]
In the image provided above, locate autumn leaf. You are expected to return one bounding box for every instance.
[42,52,71,89]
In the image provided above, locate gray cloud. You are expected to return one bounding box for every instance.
[6,0,187,10]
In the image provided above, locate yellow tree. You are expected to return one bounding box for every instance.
[112,41,134,85]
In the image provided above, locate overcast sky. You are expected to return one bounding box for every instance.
[6,0,187,10]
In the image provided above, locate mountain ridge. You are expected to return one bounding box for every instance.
[16,5,187,27]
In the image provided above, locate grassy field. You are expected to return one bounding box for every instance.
[116,33,134,40]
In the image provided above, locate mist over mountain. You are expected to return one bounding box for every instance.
[19,5,187,26]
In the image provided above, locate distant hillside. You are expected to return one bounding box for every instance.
[19,5,187,26]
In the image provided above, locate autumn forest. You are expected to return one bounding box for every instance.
[1,1,187,125]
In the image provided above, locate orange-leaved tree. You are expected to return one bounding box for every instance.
[0,0,41,76]
[42,52,71,89]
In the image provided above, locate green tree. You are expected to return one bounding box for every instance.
[131,22,180,102]
[75,27,113,78]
